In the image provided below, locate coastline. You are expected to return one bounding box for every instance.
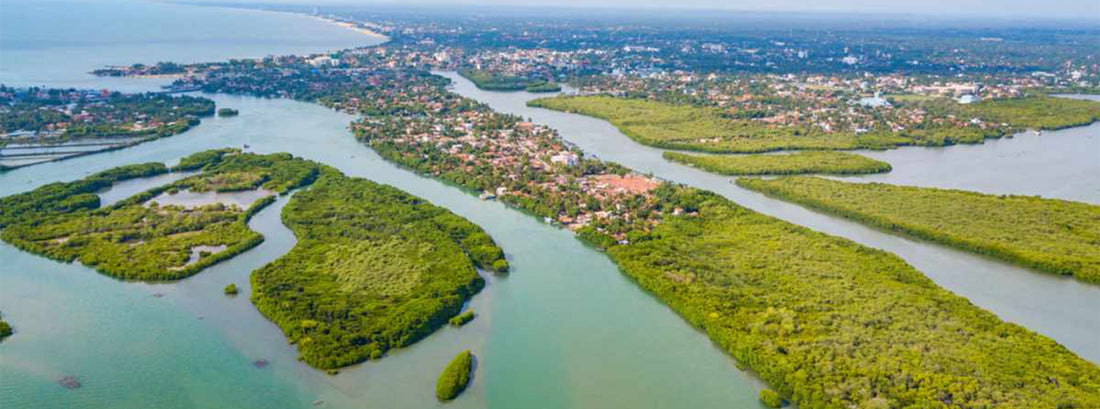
[306,15,389,42]
[173,3,390,44]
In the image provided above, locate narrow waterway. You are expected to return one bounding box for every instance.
[439,72,1100,364]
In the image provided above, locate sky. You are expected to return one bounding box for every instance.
[194,0,1100,20]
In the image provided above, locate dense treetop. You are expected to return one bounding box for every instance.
[250,167,507,369]
[738,176,1100,284]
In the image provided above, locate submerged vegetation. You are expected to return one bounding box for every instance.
[0,149,318,281]
[529,95,1100,153]
[436,350,474,401]
[737,176,1100,283]
[664,151,891,175]
[250,168,507,370]
[607,185,1100,409]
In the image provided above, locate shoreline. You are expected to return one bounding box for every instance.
[306,15,389,42]
[173,3,390,45]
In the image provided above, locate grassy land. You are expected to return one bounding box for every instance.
[250,168,508,370]
[737,176,1100,284]
[664,151,892,176]
[605,185,1100,409]
[436,350,474,401]
[528,95,1100,153]
[459,69,560,93]
[0,149,319,281]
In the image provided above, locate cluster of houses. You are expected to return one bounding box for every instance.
[353,86,666,239]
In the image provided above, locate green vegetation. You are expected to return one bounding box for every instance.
[436,350,474,401]
[529,95,1100,153]
[529,95,911,153]
[524,82,562,93]
[736,176,1100,284]
[0,150,319,281]
[224,283,239,295]
[965,96,1100,131]
[459,69,560,92]
[759,388,783,408]
[0,312,12,342]
[606,184,1100,409]
[449,310,476,327]
[217,108,239,117]
[250,169,507,369]
[664,151,891,175]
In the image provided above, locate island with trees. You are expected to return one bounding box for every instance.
[0,149,316,281]
[737,176,1100,284]
[459,69,561,92]
[0,312,12,342]
[435,350,474,401]
[449,310,476,327]
[249,165,507,370]
[0,86,215,170]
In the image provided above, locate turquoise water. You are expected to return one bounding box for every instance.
[0,2,766,407]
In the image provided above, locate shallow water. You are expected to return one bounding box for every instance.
[148,189,274,210]
[440,71,1100,364]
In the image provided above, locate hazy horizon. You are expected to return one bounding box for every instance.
[171,0,1100,21]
